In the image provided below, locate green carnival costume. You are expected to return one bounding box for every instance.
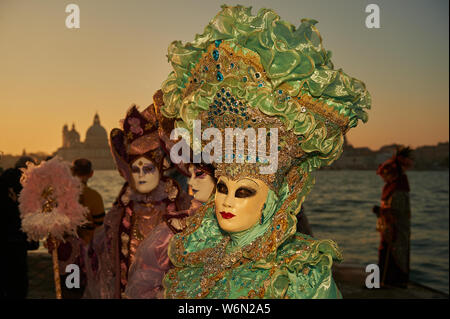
[161,5,371,299]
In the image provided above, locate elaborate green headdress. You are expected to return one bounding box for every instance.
[161,3,371,214]
[162,5,370,173]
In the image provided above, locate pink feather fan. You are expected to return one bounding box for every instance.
[19,157,88,242]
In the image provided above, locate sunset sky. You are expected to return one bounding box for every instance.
[0,0,448,155]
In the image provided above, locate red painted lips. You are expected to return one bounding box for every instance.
[219,211,236,219]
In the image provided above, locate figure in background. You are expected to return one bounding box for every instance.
[1,156,39,298]
[50,158,105,298]
[72,158,106,242]
[125,162,216,298]
[373,146,413,288]
[83,94,188,299]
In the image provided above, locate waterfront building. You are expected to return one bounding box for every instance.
[55,113,115,170]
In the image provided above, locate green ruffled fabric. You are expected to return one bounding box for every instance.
[165,213,342,298]
[161,5,371,172]
[166,233,342,298]
[161,5,370,299]
[272,235,343,298]
[164,179,343,299]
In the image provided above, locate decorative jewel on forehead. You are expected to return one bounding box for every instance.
[137,161,143,166]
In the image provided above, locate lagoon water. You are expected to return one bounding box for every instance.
[89,170,449,294]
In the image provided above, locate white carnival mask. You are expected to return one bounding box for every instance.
[187,165,215,203]
[214,176,269,233]
[131,157,160,194]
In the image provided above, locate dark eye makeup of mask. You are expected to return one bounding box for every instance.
[131,166,140,173]
[235,187,256,198]
[217,181,228,194]
[217,181,256,198]
[143,165,155,174]
[131,164,155,174]
[195,170,206,177]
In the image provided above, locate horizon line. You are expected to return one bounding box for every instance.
[1,140,448,158]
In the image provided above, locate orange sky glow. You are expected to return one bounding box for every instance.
[0,0,448,155]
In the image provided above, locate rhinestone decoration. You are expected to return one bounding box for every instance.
[164,170,312,299]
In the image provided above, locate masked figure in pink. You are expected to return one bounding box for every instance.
[124,162,216,298]
[84,92,189,298]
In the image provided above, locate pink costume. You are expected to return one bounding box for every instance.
[124,199,202,298]
[83,101,190,299]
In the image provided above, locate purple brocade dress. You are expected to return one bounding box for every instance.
[83,179,186,299]
[124,199,202,298]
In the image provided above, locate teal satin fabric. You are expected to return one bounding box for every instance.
[164,181,343,299]
[228,187,283,250]
[159,5,371,299]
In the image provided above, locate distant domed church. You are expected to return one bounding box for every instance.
[55,113,115,170]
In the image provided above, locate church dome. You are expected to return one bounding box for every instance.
[65,123,81,148]
[85,113,108,148]
[70,125,80,140]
